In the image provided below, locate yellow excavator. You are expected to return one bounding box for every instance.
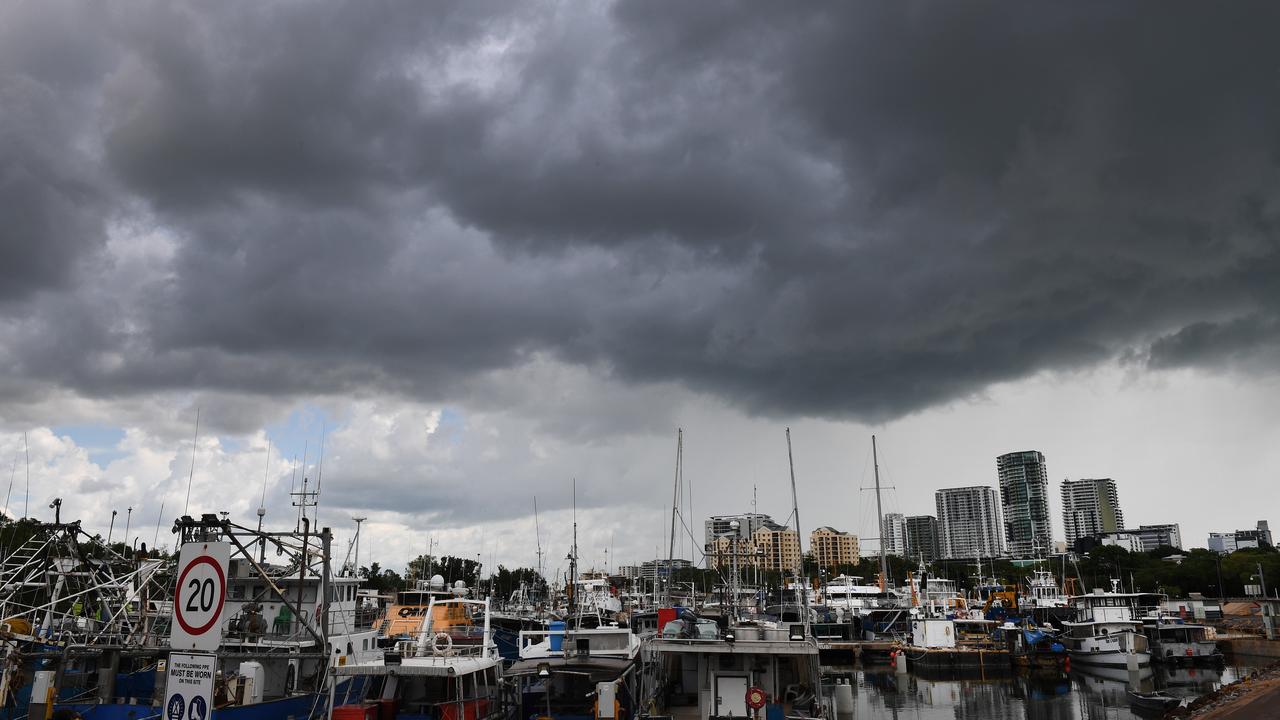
[981,584,1021,621]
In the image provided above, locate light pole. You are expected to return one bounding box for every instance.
[1257,563,1269,599]
[107,510,118,545]
[1215,554,1225,601]
[123,507,132,551]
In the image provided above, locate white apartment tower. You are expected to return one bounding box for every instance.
[1061,478,1124,547]
[935,486,1005,559]
[882,512,907,556]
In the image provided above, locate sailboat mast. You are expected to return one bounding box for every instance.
[665,428,682,605]
[534,497,544,581]
[873,435,889,591]
[785,428,806,624]
[570,479,578,620]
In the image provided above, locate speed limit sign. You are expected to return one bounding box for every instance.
[170,542,230,651]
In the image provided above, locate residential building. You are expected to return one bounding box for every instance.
[1208,533,1236,555]
[1061,478,1124,547]
[752,525,801,572]
[997,451,1053,557]
[935,486,1005,559]
[708,523,801,573]
[636,558,693,581]
[1208,522,1270,554]
[882,513,907,556]
[904,515,940,562]
[704,513,779,568]
[1100,533,1144,553]
[1130,524,1182,552]
[810,527,860,570]
[1233,526,1272,551]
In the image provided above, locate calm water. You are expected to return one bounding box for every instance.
[823,659,1264,719]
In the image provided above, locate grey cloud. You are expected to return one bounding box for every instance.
[3,1,1280,425]
[1148,314,1280,370]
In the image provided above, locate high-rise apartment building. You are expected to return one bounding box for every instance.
[1131,524,1182,552]
[752,525,801,572]
[935,486,1005,558]
[1061,478,1124,547]
[904,515,940,562]
[707,522,801,573]
[703,513,779,568]
[997,451,1053,557]
[882,513,907,556]
[810,527,860,570]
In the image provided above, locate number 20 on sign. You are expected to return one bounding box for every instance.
[170,542,231,652]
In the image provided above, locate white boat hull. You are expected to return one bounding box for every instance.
[1068,647,1152,668]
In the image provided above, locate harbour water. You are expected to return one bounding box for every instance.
[824,660,1264,719]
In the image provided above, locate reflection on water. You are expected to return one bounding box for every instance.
[823,660,1258,720]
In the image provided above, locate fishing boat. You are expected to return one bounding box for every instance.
[334,594,503,720]
[1003,622,1068,675]
[0,514,173,720]
[902,616,1010,674]
[504,628,641,720]
[1140,614,1222,665]
[1060,582,1152,669]
[642,616,830,720]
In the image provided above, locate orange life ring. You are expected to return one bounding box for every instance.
[745,686,767,710]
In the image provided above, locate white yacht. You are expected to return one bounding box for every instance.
[1061,582,1152,669]
[821,575,894,619]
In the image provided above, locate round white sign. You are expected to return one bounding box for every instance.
[174,554,227,638]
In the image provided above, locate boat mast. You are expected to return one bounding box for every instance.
[534,497,544,587]
[873,435,889,592]
[785,428,807,628]
[665,428,682,606]
[569,479,579,621]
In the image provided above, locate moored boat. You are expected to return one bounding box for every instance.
[1061,582,1151,669]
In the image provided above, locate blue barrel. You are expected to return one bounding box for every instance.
[549,621,566,651]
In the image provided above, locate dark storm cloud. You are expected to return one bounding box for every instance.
[3,1,1280,422]
[0,3,114,302]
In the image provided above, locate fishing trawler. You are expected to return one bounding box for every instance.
[643,613,831,720]
[375,576,480,643]
[334,593,503,720]
[503,617,642,720]
[0,514,172,719]
[1140,613,1222,664]
[1061,581,1152,669]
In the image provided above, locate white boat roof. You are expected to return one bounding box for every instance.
[647,638,819,655]
[334,655,500,677]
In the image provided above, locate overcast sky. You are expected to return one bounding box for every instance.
[3,1,1279,575]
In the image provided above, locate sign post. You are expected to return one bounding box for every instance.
[165,652,215,720]
[170,542,230,652]
[166,542,228,720]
